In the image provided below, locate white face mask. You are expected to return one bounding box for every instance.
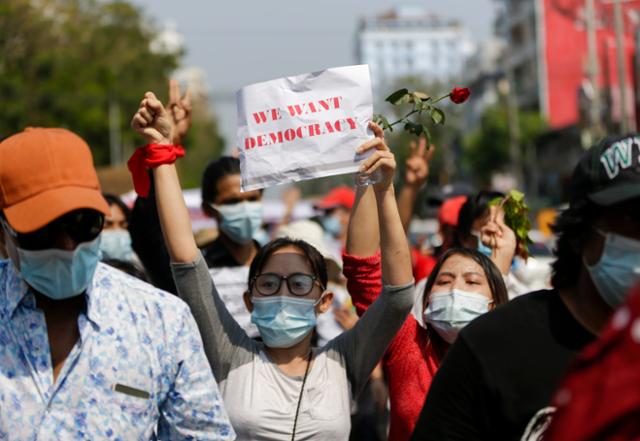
[424,289,491,344]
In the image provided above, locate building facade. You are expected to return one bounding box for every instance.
[497,0,640,130]
[356,6,474,94]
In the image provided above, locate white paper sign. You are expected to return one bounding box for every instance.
[236,65,373,191]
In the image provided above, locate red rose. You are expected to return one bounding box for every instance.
[450,87,470,104]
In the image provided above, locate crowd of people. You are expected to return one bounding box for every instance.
[0,81,639,441]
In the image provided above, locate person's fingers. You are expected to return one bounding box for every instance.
[182,88,192,110]
[139,107,154,124]
[144,91,166,115]
[169,79,179,104]
[368,121,384,139]
[356,137,387,154]
[360,150,394,172]
[132,114,148,129]
[361,155,395,176]
[425,145,436,162]
[417,137,427,156]
[409,140,417,156]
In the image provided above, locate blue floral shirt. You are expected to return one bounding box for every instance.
[0,260,235,440]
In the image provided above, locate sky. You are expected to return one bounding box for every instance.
[130,0,498,144]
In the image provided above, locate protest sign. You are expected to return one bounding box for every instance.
[236,65,373,191]
[209,266,259,337]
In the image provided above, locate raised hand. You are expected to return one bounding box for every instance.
[480,205,517,274]
[357,122,397,193]
[131,91,174,145]
[167,79,192,145]
[405,137,435,188]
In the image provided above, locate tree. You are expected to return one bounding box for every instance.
[0,0,184,165]
[463,106,546,187]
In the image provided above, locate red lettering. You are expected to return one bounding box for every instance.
[307,102,317,113]
[270,108,281,121]
[324,121,335,134]
[308,124,322,136]
[318,99,331,111]
[244,137,256,149]
[334,120,342,131]
[333,97,342,109]
[284,129,296,141]
[256,135,268,147]
[296,127,304,138]
[287,105,304,117]
[252,111,268,124]
[268,131,284,144]
[345,117,357,130]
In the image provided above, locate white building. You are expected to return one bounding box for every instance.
[356,6,475,93]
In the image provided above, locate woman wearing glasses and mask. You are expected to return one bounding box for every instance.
[131,92,414,440]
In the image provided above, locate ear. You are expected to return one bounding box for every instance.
[243,291,254,313]
[316,291,334,314]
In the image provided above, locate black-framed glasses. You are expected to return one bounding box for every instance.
[251,273,324,296]
[2,209,104,251]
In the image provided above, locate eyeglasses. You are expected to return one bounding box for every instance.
[251,273,324,296]
[2,209,104,250]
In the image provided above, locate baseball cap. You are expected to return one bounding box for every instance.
[315,186,356,211]
[438,195,468,227]
[569,134,640,207]
[0,128,110,233]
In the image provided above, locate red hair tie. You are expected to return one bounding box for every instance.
[127,143,185,197]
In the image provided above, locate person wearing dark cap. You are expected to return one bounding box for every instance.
[0,128,234,439]
[410,134,640,441]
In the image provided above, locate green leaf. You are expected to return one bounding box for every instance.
[430,107,445,125]
[403,121,423,136]
[385,88,411,105]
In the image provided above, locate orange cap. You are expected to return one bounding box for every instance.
[0,128,110,233]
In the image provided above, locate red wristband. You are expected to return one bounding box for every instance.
[127,143,185,197]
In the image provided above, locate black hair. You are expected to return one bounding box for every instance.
[201,156,241,204]
[456,190,505,246]
[248,237,328,291]
[550,200,599,290]
[102,193,131,221]
[420,247,508,359]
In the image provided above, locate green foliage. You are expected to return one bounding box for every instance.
[373,86,455,143]
[463,106,546,186]
[489,190,533,258]
[0,0,179,165]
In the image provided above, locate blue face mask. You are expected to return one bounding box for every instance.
[424,289,491,343]
[250,295,323,348]
[586,230,640,308]
[100,229,134,262]
[472,231,492,257]
[16,236,102,300]
[321,215,342,237]
[213,201,263,244]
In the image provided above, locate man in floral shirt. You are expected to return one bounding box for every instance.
[0,128,235,440]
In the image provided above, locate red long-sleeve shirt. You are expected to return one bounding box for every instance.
[343,251,441,441]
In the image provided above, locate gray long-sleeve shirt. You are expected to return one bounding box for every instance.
[172,253,413,441]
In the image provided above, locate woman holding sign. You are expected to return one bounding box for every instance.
[130,91,414,440]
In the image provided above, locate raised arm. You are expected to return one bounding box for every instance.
[331,122,414,396]
[131,92,255,380]
[397,137,435,232]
